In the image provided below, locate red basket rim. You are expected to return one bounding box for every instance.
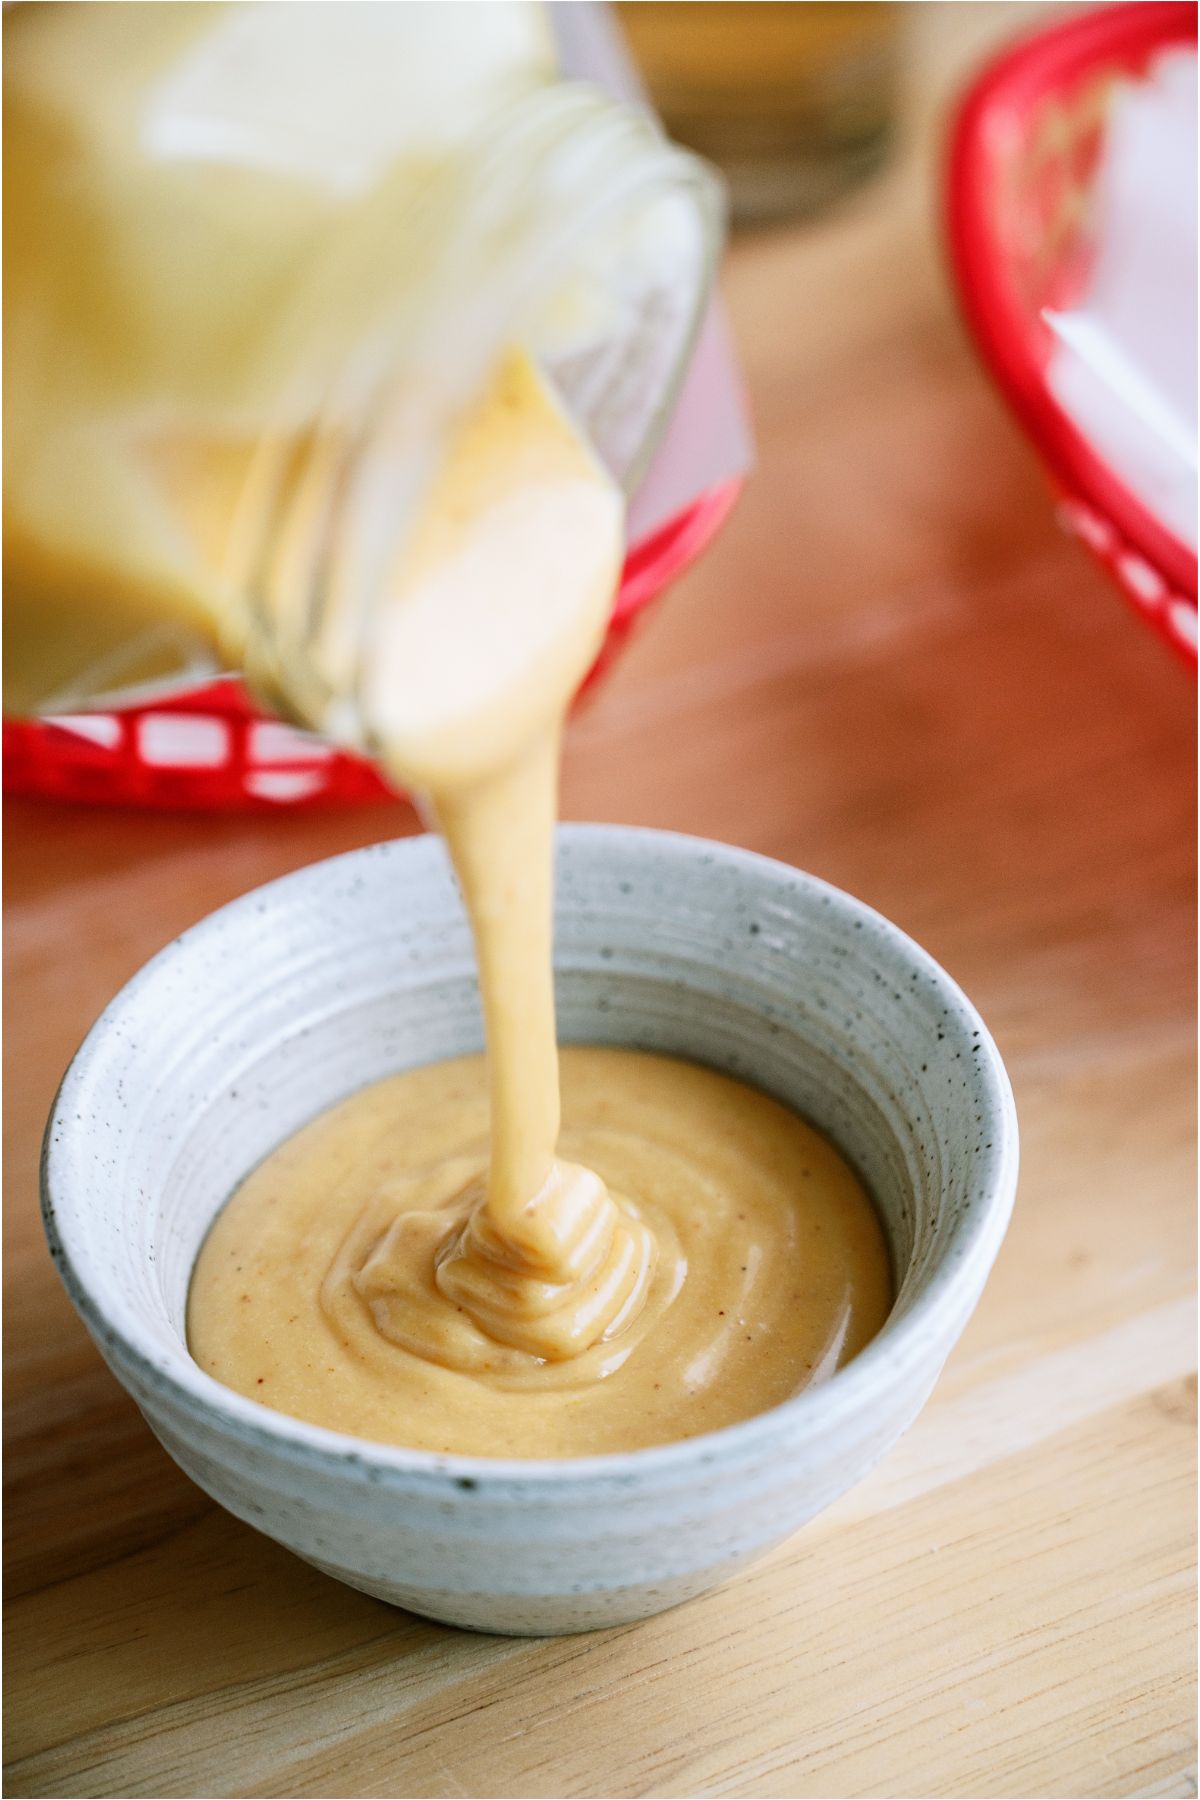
[946,0,1198,602]
[2,479,745,807]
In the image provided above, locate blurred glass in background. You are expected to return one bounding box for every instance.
[615,2,902,226]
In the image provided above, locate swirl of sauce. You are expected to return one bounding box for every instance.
[345,348,665,1377]
[435,1160,658,1358]
[321,1150,686,1390]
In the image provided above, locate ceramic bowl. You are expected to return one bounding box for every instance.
[42,827,1018,1635]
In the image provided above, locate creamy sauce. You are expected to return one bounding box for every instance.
[370,347,652,1369]
[189,1049,892,1456]
[188,345,892,1450]
[15,0,892,1453]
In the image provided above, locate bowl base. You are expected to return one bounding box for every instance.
[303,1547,764,1636]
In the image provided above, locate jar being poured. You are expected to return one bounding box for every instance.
[7,3,891,1454]
[326,343,678,1382]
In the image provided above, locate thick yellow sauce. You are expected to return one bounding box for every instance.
[189,1049,891,1456]
[13,2,893,1454]
[188,345,892,1453]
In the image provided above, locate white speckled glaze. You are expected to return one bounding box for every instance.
[43,828,1017,1635]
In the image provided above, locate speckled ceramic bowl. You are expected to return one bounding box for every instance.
[42,828,1017,1635]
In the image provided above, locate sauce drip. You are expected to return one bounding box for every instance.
[359,346,659,1368]
[189,345,894,1446]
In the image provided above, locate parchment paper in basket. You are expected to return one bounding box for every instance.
[1043,45,1196,555]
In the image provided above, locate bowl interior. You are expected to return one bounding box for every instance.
[45,827,1014,1442]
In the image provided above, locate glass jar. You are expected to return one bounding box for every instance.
[3,2,722,746]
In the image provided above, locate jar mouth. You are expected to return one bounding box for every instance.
[223,82,724,747]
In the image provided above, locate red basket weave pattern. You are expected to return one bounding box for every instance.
[947,1,1198,665]
[3,481,742,809]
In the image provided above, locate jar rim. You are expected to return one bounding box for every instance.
[227,80,725,746]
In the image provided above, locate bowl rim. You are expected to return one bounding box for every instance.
[42,824,1019,1493]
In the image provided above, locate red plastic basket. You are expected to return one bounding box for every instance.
[947,1,1197,664]
[3,481,741,809]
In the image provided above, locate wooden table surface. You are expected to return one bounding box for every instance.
[4,10,1195,1797]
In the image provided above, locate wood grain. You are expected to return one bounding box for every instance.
[4,7,1195,1796]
